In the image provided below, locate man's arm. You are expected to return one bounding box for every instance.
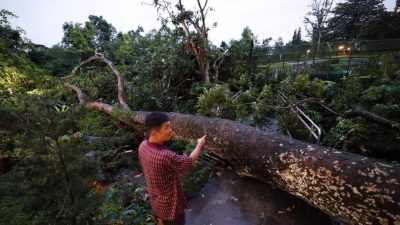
[189,135,206,165]
[166,135,206,176]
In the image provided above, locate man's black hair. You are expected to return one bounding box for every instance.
[144,111,170,134]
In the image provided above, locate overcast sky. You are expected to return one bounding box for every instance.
[1,0,397,47]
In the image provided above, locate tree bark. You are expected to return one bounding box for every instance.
[66,55,400,225]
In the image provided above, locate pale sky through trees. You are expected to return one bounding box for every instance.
[1,0,397,47]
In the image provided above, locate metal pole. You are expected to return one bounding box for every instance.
[297,54,300,74]
[312,52,316,73]
[347,49,352,75]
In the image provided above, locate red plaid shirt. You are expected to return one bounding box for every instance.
[138,139,192,221]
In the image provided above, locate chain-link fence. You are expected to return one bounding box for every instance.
[253,39,400,81]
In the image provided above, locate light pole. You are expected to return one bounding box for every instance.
[306,49,311,72]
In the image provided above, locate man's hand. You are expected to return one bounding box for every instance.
[197,135,206,147]
[190,135,207,164]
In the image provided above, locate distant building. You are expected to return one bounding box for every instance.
[397,0,400,13]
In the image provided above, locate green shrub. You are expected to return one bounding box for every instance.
[197,84,235,119]
[78,110,117,136]
[95,180,155,225]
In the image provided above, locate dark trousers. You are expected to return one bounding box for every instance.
[162,213,185,225]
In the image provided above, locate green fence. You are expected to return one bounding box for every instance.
[253,39,400,81]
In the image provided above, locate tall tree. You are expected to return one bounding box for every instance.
[43,45,80,77]
[272,37,285,55]
[88,15,117,54]
[291,29,298,45]
[62,21,96,61]
[326,0,386,41]
[152,0,215,83]
[304,0,333,54]
[357,11,400,40]
[296,27,302,43]
[62,15,117,61]
[290,27,302,45]
[0,9,22,52]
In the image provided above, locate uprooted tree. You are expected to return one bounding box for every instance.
[66,54,400,225]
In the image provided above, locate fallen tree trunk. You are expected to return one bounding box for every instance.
[66,54,400,225]
[118,110,400,225]
[68,97,400,224]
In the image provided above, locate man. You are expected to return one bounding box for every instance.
[138,111,206,225]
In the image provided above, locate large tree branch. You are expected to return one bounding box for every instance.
[196,0,208,33]
[66,82,139,130]
[177,0,201,60]
[66,84,85,104]
[344,109,400,132]
[71,53,129,110]
[276,96,400,133]
[212,54,225,82]
[303,98,400,132]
